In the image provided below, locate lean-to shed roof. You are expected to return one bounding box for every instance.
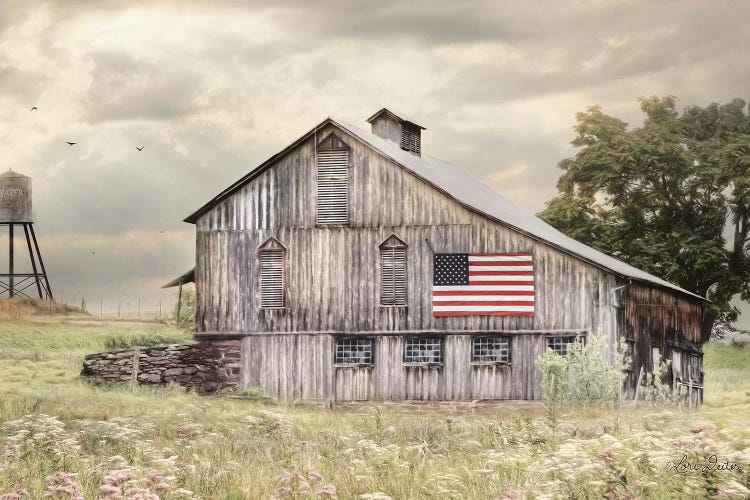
[162,268,195,288]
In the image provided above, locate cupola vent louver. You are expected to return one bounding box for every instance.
[366,108,425,157]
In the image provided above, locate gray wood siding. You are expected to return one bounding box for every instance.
[244,334,546,402]
[196,226,619,339]
[195,124,620,346]
[241,334,334,401]
[370,115,402,144]
[195,123,473,232]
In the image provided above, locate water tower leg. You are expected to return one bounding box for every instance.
[28,224,52,300]
[8,224,13,298]
[23,224,43,298]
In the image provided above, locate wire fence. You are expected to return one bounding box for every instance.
[0,296,179,322]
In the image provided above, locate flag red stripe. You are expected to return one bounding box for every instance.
[469,270,533,276]
[469,253,532,256]
[467,280,534,285]
[469,261,531,267]
[432,301,535,306]
[433,311,534,317]
[433,290,535,296]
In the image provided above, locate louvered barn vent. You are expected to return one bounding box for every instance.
[366,108,425,157]
[381,243,407,306]
[316,149,349,225]
[260,249,284,308]
[400,124,421,156]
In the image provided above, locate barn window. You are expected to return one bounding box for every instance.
[404,337,442,364]
[316,148,349,225]
[547,336,582,356]
[400,123,421,155]
[335,338,374,365]
[258,238,286,308]
[380,235,407,306]
[472,337,510,364]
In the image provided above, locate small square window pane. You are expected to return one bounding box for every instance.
[404,337,442,363]
[472,337,510,363]
[335,339,374,365]
[547,336,579,356]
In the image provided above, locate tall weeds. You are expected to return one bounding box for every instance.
[0,322,747,498]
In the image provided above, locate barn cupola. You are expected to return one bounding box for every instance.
[366,108,426,156]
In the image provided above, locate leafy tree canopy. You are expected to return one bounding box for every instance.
[539,96,750,337]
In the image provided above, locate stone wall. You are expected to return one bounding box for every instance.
[80,341,241,394]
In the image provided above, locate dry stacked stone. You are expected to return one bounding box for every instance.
[80,341,241,394]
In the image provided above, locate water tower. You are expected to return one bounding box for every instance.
[0,170,52,299]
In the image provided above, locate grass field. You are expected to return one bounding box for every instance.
[0,320,748,499]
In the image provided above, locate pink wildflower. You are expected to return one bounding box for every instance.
[317,483,338,498]
[43,472,84,500]
[0,489,29,500]
[123,487,159,500]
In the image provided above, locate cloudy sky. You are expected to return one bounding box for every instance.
[1,0,749,323]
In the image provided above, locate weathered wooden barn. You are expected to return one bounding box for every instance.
[180,108,707,403]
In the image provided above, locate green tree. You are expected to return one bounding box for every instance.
[539,97,750,340]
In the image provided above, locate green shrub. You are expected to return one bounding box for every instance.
[565,330,630,404]
[536,348,568,439]
[536,330,631,407]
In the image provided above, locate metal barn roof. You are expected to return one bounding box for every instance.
[184,117,706,302]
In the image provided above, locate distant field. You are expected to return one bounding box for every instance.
[0,320,748,499]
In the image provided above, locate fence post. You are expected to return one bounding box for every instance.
[131,347,140,390]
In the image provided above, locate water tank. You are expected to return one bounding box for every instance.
[0,170,33,222]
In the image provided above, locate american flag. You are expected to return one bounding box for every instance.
[432,253,535,316]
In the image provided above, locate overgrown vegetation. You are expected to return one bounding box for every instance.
[172,289,195,331]
[0,321,748,498]
[536,330,631,407]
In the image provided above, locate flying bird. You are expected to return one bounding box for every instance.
[136,146,144,151]
[66,142,76,146]
[30,106,38,111]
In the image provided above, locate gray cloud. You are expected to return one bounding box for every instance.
[86,51,208,122]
